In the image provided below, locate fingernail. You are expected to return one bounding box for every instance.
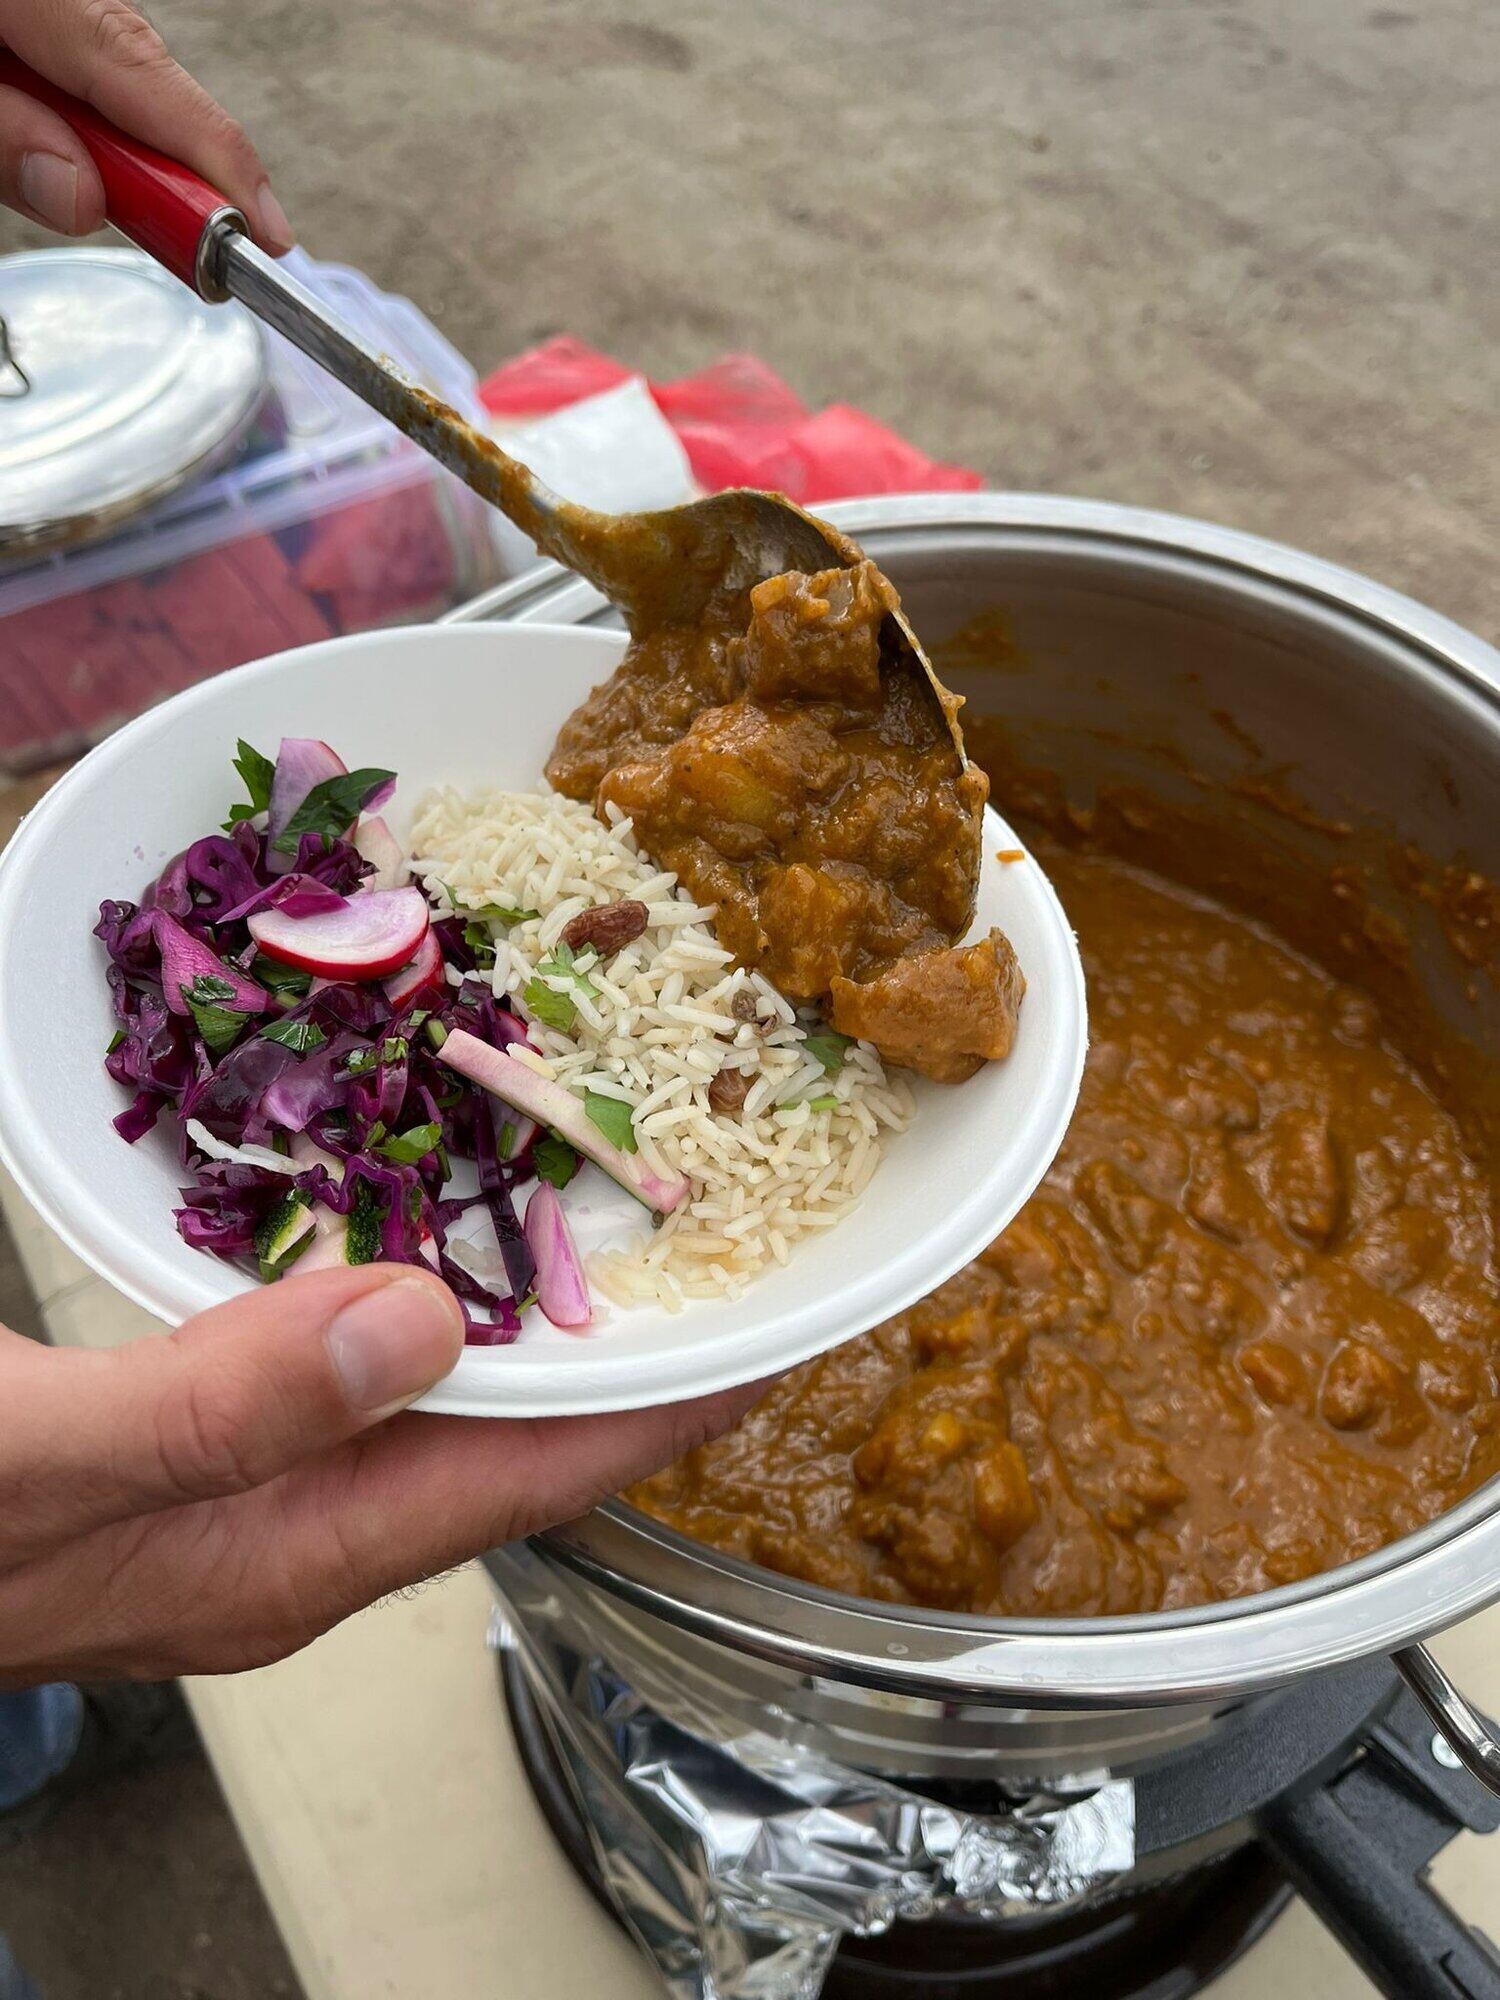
[252,183,294,255]
[326,1277,463,1416]
[19,154,79,233]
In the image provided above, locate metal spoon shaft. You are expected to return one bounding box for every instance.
[219,232,570,557]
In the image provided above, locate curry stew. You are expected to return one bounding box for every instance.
[629,827,1500,1618]
[548,563,1022,1083]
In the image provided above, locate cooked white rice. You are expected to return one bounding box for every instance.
[408,785,915,1309]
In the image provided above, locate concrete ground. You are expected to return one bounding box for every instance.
[0,0,1495,1991]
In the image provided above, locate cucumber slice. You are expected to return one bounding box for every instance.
[255,1190,315,1282]
[344,1182,383,1266]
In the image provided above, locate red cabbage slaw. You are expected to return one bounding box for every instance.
[95,737,594,1343]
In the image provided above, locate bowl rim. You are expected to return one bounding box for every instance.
[482,491,1500,1706]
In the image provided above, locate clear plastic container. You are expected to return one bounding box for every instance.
[0,251,501,772]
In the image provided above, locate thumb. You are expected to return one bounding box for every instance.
[0,1265,464,1560]
[0,83,106,234]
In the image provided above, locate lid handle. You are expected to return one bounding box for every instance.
[0,54,243,298]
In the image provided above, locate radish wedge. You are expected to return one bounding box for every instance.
[383,926,445,1009]
[440,1029,689,1214]
[524,1183,592,1329]
[249,887,430,980]
[266,739,346,875]
[354,814,409,891]
[153,912,270,1017]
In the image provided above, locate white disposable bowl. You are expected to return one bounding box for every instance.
[0,624,1085,1416]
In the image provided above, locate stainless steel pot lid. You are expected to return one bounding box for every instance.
[0,245,266,558]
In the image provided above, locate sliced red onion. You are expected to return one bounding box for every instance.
[248,887,431,980]
[266,739,347,875]
[215,872,348,926]
[383,927,445,1010]
[152,912,271,1017]
[439,1029,689,1214]
[523,1183,592,1330]
[354,814,407,888]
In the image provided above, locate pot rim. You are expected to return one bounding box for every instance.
[456,491,1500,1705]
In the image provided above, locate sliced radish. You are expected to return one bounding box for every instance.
[249,887,430,980]
[266,739,346,875]
[498,1115,538,1163]
[523,1183,592,1329]
[383,927,445,1010]
[354,815,409,891]
[440,1029,689,1214]
[153,912,270,1017]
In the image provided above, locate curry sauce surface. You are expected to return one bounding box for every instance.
[629,844,1500,1615]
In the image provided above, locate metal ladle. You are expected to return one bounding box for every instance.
[1,55,966,766]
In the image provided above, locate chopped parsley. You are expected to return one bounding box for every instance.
[181,973,251,1054]
[523,940,599,1033]
[342,1035,408,1077]
[252,955,313,999]
[533,1133,581,1189]
[376,1121,443,1165]
[222,739,275,830]
[522,977,576,1033]
[463,921,497,970]
[106,1028,127,1055]
[274,767,395,857]
[259,1017,327,1053]
[443,885,538,928]
[584,1091,637,1155]
[802,1027,853,1076]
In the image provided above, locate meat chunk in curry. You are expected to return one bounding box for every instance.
[546,561,1021,1082]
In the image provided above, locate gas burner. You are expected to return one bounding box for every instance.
[818,1855,1289,2000]
[499,1649,1500,2000]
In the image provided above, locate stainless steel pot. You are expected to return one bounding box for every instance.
[456,493,1500,1791]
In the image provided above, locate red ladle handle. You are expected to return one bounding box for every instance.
[0,53,242,294]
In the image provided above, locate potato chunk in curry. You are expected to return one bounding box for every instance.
[546,560,1022,1082]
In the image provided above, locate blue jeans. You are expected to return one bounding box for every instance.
[0,1939,38,2000]
[0,1685,82,2000]
[0,1688,81,1812]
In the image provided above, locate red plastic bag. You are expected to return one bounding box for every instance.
[787,405,983,503]
[477,342,981,501]
[652,355,812,492]
[479,337,632,419]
